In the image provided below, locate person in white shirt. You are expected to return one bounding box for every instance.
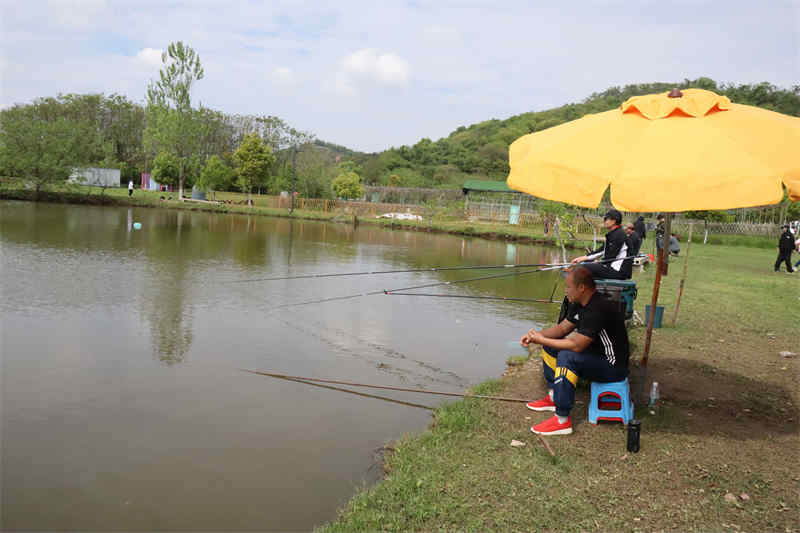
[128,180,134,197]
[794,235,800,270]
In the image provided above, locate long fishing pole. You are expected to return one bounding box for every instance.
[273,264,563,310]
[384,292,560,304]
[226,261,571,284]
[270,256,639,310]
[241,369,530,402]
[262,372,435,410]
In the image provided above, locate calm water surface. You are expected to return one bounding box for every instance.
[1,200,563,531]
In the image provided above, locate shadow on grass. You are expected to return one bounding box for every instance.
[628,357,799,440]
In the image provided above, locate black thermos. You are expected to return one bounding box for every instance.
[627,419,641,453]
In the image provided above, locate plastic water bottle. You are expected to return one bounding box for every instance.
[649,382,659,414]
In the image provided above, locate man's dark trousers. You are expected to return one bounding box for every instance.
[775,251,794,272]
[541,346,628,417]
[583,262,627,280]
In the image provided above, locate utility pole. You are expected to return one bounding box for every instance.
[290,145,297,214]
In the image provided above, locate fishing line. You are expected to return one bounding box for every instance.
[241,369,530,403]
[269,256,639,310]
[383,292,560,304]
[273,264,562,310]
[261,372,436,410]
[224,261,572,284]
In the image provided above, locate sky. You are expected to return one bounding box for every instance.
[1,1,798,152]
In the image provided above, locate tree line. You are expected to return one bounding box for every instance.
[356,78,800,189]
[0,41,361,199]
[2,56,798,202]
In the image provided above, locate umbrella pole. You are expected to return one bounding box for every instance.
[671,222,693,326]
[640,214,671,397]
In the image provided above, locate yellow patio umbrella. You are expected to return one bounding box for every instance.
[508,88,799,209]
[506,88,799,380]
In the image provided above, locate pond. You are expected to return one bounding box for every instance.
[1,200,564,531]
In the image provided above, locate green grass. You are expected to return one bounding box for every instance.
[319,243,799,532]
[505,354,530,367]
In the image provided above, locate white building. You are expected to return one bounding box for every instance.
[68,167,121,188]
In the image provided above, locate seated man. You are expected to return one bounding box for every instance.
[570,209,633,280]
[521,266,630,436]
[624,222,642,256]
[669,234,681,256]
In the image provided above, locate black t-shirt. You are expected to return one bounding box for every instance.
[565,292,630,369]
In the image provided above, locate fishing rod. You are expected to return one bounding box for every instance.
[273,264,563,310]
[254,371,435,410]
[270,256,639,310]
[383,292,560,304]
[225,261,572,284]
[241,369,531,402]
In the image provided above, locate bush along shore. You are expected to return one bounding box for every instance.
[4,185,797,531]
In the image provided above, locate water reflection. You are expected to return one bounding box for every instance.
[1,200,565,532]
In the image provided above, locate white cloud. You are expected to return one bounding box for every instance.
[1,2,797,152]
[135,48,163,67]
[46,0,108,29]
[272,66,295,85]
[341,49,410,85]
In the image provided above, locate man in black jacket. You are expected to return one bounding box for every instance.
[655,213,666,251]
[775,224,795,273]
[570,209,633,280]
[625,223,642,256]
[634,216,646,241]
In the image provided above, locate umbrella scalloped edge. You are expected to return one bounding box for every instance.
[621,89,732,120]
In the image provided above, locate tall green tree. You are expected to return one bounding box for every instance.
[0,101,94,194]
[331,171,364,199]
[196,155,234,199]
[151,152,180,189]
[144,41,205,200]
[233,133,275,204]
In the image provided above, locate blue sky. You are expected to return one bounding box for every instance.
[1,0,798,152]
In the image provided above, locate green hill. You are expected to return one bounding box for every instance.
[356,78,800,189]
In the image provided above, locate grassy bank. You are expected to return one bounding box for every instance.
[319,244,799,532]
[0,184,778,250]
[0,185,587,248]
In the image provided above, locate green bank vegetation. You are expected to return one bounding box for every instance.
[319,243,799,532]
[0,182,787,250]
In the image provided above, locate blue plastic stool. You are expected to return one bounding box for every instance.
[588,378,634,425]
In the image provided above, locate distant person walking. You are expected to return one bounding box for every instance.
[794,234,800,270]
[774,224,795,273]
[634,215,646,241]
[655,214,666,252]
[128,179,134,197]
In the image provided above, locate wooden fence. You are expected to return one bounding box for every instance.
[213,191,787,237]
[216,191,425,217]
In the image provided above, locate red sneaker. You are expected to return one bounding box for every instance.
[526,394,556,412]
[531,415,572,436]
